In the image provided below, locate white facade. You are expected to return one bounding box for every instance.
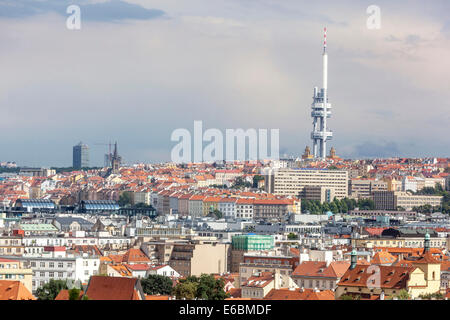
[148,265,180,278]
[21,236,132,248]
[236,202,254,220]
[218,199,236,219]
[26,255,99,292]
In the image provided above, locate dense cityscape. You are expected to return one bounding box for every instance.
[1,0,449,310]
[1,148,449,300]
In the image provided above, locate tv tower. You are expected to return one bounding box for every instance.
[310,27,333,159]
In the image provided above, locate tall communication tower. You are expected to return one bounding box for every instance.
[310,27,333,159]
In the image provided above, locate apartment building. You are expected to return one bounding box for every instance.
[0,236,25,256]
[231,235,275,273]
[239,253,298,287]
[134,191,151,205]
[218,198,237,219]
[300,186,335,203]
[253,199,291,221]
[141,239,231,277]
[349,179,387,198]
[202,196,221,216]
[236,198,254,220]
[395,192,443,210]
[215,170,242,185]
[0,258,33,292]
[373,191,443,211]
[188,195,205,218]
[177,193,192,216]
[266,169,348,199]
[291,261,350,291]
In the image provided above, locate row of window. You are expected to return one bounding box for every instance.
[31,262,68,268]
[0,274,25,280]
[0,264,18,269]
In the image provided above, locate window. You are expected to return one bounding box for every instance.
[40,262,45,268]
[58,272,63,277]
[49,272,54,278]
[49,262,54,268]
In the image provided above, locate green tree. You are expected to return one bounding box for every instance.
[196,274,228,300]
[252,175,264,188]
[340,201,348,213]
[141,275,174,296]
[395,289,411,300]
[232,177,252,189]
[357,198,375,210]
[36,279,68,300]
[287,232,298,240]
[118,192,133,207]
[174,280,198,300]
[68,288,81,300]
[173,274,229,300]
[329,202,338,214]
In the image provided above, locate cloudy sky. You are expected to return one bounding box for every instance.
[0,0,449,167]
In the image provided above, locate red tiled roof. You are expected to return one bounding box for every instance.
[85,276,143,300]
[292,261,350,278]
[264,288,335,300]
[0,281,35,300]
[55,289,84,300]
[338,265,414,289]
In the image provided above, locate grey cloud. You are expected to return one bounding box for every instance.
[385,35,401,42]
[353,141,400,158]
[405,34,422,45]
[0,0,165,22]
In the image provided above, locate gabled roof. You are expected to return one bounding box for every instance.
[292,261,350,279]
[263,288,334,300]
[0,281,35,300]
[413,251,441,264]
[338,265,414,289]
[122,248,150,263]
[371,251,396,265]
[55,289,84,300]
[84,276,143,300]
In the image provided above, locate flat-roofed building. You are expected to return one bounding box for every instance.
[231,235,275,273]
[395,192,442,211]
[266,168,348,199]
[300,186,335,203]
[374,191,443,211]
[349,179,387,198]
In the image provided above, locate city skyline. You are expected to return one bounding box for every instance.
[1,0,449,167]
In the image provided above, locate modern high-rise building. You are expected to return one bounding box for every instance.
[73,142,89,169]
[310,27,333,159]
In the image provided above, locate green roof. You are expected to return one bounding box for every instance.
[20,224,58,231]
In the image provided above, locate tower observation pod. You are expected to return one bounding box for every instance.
[310,27,333,159]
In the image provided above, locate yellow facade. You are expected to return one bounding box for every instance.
[0,260,33,293]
